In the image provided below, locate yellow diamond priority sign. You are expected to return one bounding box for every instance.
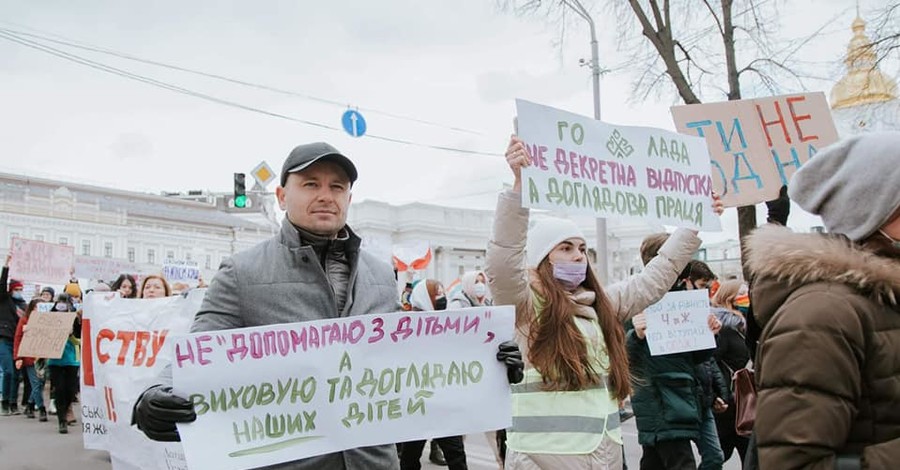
[251,161,275,187]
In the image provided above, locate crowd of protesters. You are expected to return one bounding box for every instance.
[3,132,898,469]
[0,253,182,435]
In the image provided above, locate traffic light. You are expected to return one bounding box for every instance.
[233,173,247,208]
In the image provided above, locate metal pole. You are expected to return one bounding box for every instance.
[565,0,609,284]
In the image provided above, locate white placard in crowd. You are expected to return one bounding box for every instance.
[162,259,201,283]
[81,291,202,470]
[74,256,139,282]
[644,290,716,356]
[173,307,515,470]
[516,99,722,231]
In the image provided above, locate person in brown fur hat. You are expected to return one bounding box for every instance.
[746,132,900,469]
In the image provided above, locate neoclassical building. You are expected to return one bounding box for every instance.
[0,172,277,287]
[0,170,655,291]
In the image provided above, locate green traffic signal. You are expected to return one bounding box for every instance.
[234,172,247,208]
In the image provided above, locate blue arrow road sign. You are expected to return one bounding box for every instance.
[341,110,367,137]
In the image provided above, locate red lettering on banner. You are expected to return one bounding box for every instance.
[786,96,818,143]
[95,328,169,367]
[756,101,791,146]
[96,329,116,364]
[82,319,95,386]
[115,331,135,365]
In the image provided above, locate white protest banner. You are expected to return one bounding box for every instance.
[81,290,202,470]
[516,99,722,231]
[163,260,200,283]
[75,256,139,282]
[644,290,716,356]
[671,92,839,207]
[10,237,76,284]
[172,306,515,470]
[18,311,78,359]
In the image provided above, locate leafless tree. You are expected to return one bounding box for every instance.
[499,0,843,279]
[869,1,900,71]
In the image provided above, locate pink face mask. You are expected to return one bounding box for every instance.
[552,262,587,290]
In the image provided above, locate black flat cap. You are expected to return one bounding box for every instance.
[280,142,358,186]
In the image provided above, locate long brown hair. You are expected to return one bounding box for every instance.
[528,258,631,400]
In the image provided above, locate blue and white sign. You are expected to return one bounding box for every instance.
[341,109,367,137]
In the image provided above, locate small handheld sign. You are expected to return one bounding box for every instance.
[341,109,367,137]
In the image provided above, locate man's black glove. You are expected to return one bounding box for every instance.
[496,340,524,384]
[765,185,790,226]
[132,384,196,442]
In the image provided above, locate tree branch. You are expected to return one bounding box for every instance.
[701,0,725,35]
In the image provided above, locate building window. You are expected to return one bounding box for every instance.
[166,250,175,261]
[59,237,68,246]
[128,247,135,263]
[697,248,708,261]
[35,234,45,242]
[185,252,192,262]
[104,242,113,258]
[205,255,212,270]
[81,240,91,256]
[9,232,19,243]
[147,249,155,265]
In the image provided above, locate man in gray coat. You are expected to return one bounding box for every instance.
[132,143,526,469]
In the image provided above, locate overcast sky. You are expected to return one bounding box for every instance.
[0,0,881,241]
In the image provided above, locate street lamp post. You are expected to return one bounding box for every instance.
[564,0,609,284]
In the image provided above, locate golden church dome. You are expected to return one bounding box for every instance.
[830,16,898,109]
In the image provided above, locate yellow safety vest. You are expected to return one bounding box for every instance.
[507,293,622,454]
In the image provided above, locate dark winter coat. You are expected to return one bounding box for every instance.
[627,321,713,446]
[747,226,900,469]
[0,266,20,341]
[695,356,730,407]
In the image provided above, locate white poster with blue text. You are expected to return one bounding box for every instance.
[644,290,716,356]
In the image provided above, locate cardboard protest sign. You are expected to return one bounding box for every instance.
[516,99,721,231]
[162,260,200,283]
[81,291,202,470]
[172,306,515,470]
[671,92,839,207]
[18,311,78,359]
[644,290,716,356]
[10,237,75,284]
[75,256,139,282]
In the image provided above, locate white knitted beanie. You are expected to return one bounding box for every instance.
[789,132,900,241]
[526,217,586,268]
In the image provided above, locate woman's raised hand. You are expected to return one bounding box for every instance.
[711,191,725,216]
[505,135,531,192]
